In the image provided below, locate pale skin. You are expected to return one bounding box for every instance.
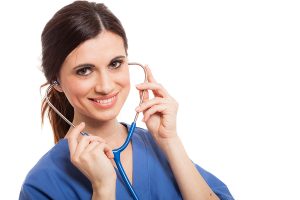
[55,31,219,200]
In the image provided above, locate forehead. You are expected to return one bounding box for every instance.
[64,31,126,66]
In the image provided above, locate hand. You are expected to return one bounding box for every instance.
[135,65,179,146]
[65,122,116,188]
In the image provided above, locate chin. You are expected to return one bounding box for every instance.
[94,112,118,122]
[89,104,122,122]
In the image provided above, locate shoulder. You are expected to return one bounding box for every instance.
[19,140,65,199]
[132,125,156,146]
[25,139,70,176]
[19,139,90,199]
[131,125,171,168]
[132,125,176,171]
[132,125,164,155]
[23,139,69,180]
[122,122,154,148]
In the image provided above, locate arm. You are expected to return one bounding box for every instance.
[160,136,219,200]
[92,180,116,200]
[136,65,219,200]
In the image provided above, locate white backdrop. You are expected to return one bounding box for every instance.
[0,0,299,199]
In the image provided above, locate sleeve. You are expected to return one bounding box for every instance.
[19,183,52,200]
[19,168,65,200]
[195,164,235,200]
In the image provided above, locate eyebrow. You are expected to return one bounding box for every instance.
[110,55,126,64]
[73,55,126,70]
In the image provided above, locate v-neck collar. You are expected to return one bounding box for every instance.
[116,122,150,199]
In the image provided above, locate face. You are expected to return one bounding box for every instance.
[57,31,130,124]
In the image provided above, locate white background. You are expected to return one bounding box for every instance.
[0,0,299,199]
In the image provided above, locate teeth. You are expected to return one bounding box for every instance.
[95,96,115,104]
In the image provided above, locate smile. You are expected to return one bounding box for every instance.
[94,96,115,104]
[89,93,118,109]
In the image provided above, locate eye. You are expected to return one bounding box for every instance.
[109,60,123,69]
[76,66,92,76]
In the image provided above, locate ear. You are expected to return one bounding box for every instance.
[52,81,64,92]
[53,85,63,92]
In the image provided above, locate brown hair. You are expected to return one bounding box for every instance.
[41,1,128,143]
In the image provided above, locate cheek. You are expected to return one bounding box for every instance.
[119,70,131,91]
[62,79,93,103]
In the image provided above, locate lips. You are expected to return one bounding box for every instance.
[88,93,118,109]
[91,96,116,104]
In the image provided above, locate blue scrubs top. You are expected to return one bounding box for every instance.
[19,124,234,200]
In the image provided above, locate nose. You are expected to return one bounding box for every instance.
[95,70,114,95]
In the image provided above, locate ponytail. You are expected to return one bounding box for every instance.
[41,83,74,143]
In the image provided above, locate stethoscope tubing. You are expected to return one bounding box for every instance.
[113,122,138,200]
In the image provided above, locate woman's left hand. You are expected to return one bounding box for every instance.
[136,65,179,146]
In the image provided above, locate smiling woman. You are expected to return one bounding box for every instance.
[56,31,130,125]
[19,1,234,200]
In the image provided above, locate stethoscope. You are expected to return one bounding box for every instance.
[45,62,147,200]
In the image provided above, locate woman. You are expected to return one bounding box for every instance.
[19,1,233,199]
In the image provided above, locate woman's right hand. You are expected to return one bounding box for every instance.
[65,122,116,192]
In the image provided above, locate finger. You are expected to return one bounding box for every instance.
[136,82,168,98]
[92,142,114,159]
[74,135,94,158]
[143,104,167,122]
[104,146,114,159]
[67,122,85,156]
[135,97,164,112]
[144,65,156,83]
[77,135,105,144]
[74,135,106,155]
[89,136,106,143]
[84,140,101,152]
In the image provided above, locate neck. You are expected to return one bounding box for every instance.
[72,115,128,149]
